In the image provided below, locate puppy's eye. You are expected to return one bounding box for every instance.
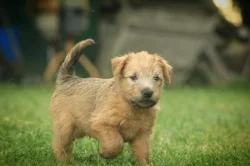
[153,76,160,81]
[130,75,137,81]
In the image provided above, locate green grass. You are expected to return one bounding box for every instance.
[0,84,250,166]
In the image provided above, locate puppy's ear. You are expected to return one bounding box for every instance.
[111,55,128,76]
[156,55,173,84]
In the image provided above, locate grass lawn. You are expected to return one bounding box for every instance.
[0,84,250,166]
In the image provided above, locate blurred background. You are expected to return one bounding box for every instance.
[0,0,250,85]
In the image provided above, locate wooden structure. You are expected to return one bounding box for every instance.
[98,1,250,85]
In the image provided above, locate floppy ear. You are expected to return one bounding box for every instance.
[111,55,128,76]
[156,55,173,84]
[162,59,173,84]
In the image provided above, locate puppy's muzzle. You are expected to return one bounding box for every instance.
[132,88,156,108]
[142,88,153,99]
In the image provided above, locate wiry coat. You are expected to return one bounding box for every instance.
[50,39,172,165]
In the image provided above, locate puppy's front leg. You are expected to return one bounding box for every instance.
[93,125,124,159]
[130,132,151,166]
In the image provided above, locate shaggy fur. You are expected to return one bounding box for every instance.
[49,39,172,165]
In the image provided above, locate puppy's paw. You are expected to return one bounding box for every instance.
[99,148,121,159]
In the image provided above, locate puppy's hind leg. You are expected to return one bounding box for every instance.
[52,118,75,163]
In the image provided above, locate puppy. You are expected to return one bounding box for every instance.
[49,39,172,165]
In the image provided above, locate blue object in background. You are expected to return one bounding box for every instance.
[0,27,20,62]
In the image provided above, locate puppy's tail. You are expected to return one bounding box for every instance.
[57,39,95,84]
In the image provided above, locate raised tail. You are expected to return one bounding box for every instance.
[56,39,95,84]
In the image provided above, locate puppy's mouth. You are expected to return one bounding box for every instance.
[131,99,157,109]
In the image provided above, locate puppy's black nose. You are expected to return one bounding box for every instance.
[142,88,153,98]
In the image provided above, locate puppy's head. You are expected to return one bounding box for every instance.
[111,51,172,109]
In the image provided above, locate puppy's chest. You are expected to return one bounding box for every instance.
[118,115,153,142]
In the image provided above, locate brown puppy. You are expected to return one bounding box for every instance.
[49,39,172,165]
